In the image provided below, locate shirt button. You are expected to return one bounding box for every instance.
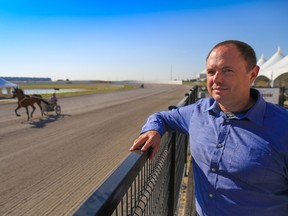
[226,119,230,123]
[209,193,213,198]
[211,168,216,172]
[217,143,223,148]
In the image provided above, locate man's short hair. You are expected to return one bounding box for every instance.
[206,40,257,71]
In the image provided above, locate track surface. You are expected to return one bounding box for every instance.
[0,84,191,216]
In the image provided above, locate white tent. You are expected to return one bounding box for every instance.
[0,78,17,97]
[260,55,288,86]
[271,55,288,68]
[256,47,288,87]
[257,47,284,80]
[196,69,206,81]
[257,54,266,67]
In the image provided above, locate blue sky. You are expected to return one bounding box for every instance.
[0,0,287,81]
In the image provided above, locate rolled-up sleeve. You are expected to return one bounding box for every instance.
[140,105,192,136]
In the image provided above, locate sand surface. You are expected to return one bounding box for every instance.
[0,84,190,216]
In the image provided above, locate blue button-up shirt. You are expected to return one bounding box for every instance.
[141,89,288,216]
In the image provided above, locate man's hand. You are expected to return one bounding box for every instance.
[129,130,161,159]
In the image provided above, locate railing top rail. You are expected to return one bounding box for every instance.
[73,150,149,216]
[176,94,189,108]
[174,85,198,108]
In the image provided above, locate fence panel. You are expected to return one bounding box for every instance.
[73,86,199,216]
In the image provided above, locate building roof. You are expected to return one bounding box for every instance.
[0,77,17,88]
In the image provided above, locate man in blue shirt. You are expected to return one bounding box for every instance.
[130,40,288,215]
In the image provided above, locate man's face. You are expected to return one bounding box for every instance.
[206,45,256,108]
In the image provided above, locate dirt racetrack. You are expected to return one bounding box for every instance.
[0,84,191,216]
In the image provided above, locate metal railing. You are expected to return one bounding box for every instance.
[73,85,199,216]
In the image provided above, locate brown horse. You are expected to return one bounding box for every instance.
[12,87,47,121]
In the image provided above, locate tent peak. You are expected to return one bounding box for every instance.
[277,46,283,55]
[257,54,266,67]
[259,54,265,59]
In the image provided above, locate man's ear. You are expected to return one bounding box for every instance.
[250,65,260,84]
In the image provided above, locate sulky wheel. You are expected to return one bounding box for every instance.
[55,105,61,115]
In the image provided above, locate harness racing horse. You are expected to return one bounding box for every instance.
[12,87,47,121]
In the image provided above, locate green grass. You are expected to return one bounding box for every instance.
[182,81,206,86]
[18,83,135,98]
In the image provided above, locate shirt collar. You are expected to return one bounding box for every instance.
[205,88,266,126]
[206,100,219,113]
[244,88,266,126]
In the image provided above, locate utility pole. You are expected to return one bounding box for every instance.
[170,64,173,81]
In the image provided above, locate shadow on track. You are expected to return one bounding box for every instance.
[27,114,72,128]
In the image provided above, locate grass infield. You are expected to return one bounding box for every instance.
[17,83,135,98]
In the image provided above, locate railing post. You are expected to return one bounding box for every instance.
[191,85,198,103]
[185,93,190,105]
[279,86,285,107]
[168,131,176,216]
[167,105,178,216]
